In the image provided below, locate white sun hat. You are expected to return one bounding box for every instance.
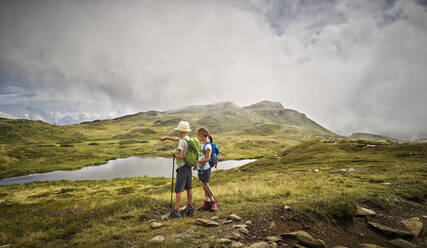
[175,120,191,133]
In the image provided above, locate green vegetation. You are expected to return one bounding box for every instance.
[1,140,426,247]
[0,102,425,246]
[0,101,337,179]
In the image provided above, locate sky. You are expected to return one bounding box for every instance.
[0,0,427,140]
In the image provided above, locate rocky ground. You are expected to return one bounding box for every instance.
[147,199,426,248]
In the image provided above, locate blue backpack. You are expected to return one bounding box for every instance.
[202,142,220,168]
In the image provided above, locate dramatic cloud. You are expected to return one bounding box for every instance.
[0,0,426,140]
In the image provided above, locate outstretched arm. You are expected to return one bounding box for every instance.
[160,136,179,142]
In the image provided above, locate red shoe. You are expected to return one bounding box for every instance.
[198,201,210,211]
[210,201,218,212]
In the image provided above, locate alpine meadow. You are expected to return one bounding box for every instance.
[0,101,426,247]
[1,0,427,247]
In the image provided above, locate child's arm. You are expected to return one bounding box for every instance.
[160,136,179,142]
[198,148,211,163]
[172,149,184,159]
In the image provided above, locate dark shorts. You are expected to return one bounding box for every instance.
[198,167,211,183]
[175,164,193,193]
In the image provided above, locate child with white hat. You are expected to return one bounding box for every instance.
[160,120,196,219]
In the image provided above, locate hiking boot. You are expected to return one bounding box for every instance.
[184,205,195,217]
[168,209,181,219]
[210,201,218,212]
[198,201,210,211]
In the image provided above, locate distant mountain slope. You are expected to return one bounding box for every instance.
[113,100,335,137]
[347,132,400,142]
[0,118,84,144]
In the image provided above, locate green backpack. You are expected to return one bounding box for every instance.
[183,137,202,167]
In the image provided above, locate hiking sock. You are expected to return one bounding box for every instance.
[210,196,215,201]
[205,197,211,202]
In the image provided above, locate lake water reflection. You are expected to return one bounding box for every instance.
[0,157,256,185]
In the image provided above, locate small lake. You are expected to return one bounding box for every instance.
[0,157,256,185]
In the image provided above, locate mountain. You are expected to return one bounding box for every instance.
[112,100,335,137]
[347,132,400,142]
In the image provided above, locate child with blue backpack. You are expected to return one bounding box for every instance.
[195,127,219,212]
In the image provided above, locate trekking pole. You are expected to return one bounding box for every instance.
[170,155,175,211]
[206,184,222,211]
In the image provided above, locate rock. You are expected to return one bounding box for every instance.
[196,218,219,226]
[224,220,233,224]
[388,239,416,248]
[282,231,326,248]
[233,224,248,228]
[423,215,427,219]
[368,222,414,238]
[269,241,278,248]
[217,238,233,244]
[211,216,219,221]
[357,207,376,216]
[149,235,165,244]
[0,200,5,204]
[360,244,383,248]
[266,236,281,242]
[0,245,10,248]
[249,241,270,248]
[227,231,242,240]
[313,169,319,173]
[246,220,252,225]
[228,214,242,221]
[295,245,308,248]
[160,214,169,220]
[239,227,249,235]
[150,222,163,229]
[232,241,245,248]
[284,205,292,210]
[268,221,276,229]
[401,217,423,237]
[333,246,349,248]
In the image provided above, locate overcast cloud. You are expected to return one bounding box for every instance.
[0,0,426,139]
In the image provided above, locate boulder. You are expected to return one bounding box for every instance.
[224,220,233,224]
[282,231,326,248]
[227,231,242,240]
[266,236,281,242]
[232,241,245,248]
[233,224,248,228]
[401,217,423,237]
[239,227,249,235]
[150,222,163,229]
[360,244,383,248]
[149,235,165,244]
[356,207,376,216]
[211,216,219,221]
[388,239,416,248]
[196,218,219,226]
[228,214,242,221]
[246,220,253,225]
[217,238,233,245]
[249,241,270,248]
[368,222,414,238]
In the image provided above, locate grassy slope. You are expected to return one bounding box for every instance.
[0,140,426,247]
[0,102,337,179]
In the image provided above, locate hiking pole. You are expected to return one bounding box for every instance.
[170,155,175,211]
[206,184,222,211]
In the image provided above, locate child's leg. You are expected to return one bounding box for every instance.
[203,183,212,198]
[186,188,193,206]
[175,192,182,210]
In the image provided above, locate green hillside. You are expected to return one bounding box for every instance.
[0,101,338,179]
[0,140,425,247]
